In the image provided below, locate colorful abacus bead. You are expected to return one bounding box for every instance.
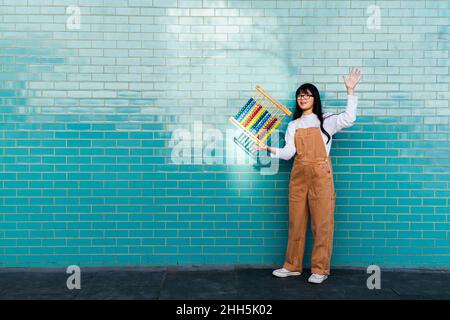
[239,101,258,125]
[262,119,282,142]
[235,98,254,121]
[253,112,271,135]
[258,117,277,139]
[243,104,262,127]
[247,107,266,129]
[250,110,268,133]
[237,100,256,122]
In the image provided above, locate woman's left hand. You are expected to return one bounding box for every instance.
[343,68,362,95]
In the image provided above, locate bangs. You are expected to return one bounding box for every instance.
[297,83,315,96]
[299,89,311,95]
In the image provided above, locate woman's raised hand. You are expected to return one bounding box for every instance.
[343,68,362,95]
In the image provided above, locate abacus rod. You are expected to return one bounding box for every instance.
[255,85,292,116]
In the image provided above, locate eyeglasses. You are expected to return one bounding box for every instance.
[297,94,313,100]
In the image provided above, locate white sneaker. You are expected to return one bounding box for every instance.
[272,268,301,278]
[308,273,328,284]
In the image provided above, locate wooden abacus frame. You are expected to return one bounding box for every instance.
[229,85,292,150]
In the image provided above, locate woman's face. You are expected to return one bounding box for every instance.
[297,89,314,112]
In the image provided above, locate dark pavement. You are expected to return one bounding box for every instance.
[0,267,449,300]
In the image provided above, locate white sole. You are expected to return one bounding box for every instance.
[272,271,301,278]
[308,277,328,284]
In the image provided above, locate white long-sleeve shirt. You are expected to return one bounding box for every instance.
[270,95,358,160]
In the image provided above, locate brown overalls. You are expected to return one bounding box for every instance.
[283,126,336,275]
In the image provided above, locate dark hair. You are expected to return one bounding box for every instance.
[292,83,331,144]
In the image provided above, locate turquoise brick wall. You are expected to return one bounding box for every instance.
[0,0,449,268]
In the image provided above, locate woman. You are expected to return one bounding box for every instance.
[256,68,362,284]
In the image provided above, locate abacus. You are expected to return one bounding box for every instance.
[229,85,292,158]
